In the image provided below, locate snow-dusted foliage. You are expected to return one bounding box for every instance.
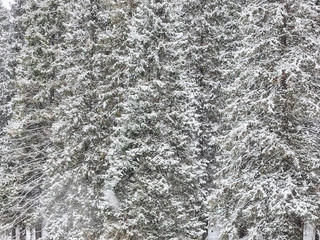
[0,2,12,234]
[0,0,319,239]
[41,1,113,239]
[0,0,61,232]
[102,0,207,239]
[180,0,220,199]
[0,3,11,130]
[211,1,320,239]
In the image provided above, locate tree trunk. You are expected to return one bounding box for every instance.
[42,226,47,238]
[206,222,220,240]
[15,226,20,240]
[303,221,315,240]
[25,228,30,240]
[31,227,35,240]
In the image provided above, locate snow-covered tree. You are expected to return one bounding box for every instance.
[103,0,207,239]
[0,0,67,236]
[181,0,221,176]
[211,1,320,239]
[0,2,12,132]
[180,1,243,236]
[41,0,119,239]
[0,2,13,235]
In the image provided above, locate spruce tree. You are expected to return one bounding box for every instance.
[211,1,320,239]
[0,0,67,235]
[41,0,116,239]
[180,1,241,235]
[104,0,206,239]
[0,2,11,130]
[181,0,220,173]
[0,2,13,234]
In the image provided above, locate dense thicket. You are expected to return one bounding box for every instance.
[0,0,319,239]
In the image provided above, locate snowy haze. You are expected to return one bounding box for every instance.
[1,0,14,8]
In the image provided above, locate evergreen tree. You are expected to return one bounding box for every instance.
[0,0,67,234]
[0,2,13,234]
[181,0,221,179]
[180,1,241,235]
[41,0,117,239]
[211,1,320,239]
[104,0,206,239]
[0,2,11,132]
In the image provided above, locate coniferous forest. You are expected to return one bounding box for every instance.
[0,0,319,239]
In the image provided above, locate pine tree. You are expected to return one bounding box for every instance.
[180,1,241,235]
[104,0,207,239]
[41,0,117,239]
[0,2,13,234]
[211,1,320,239]
[181,0,221,175]
[0,0,67,235]
[0,2,12,131]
